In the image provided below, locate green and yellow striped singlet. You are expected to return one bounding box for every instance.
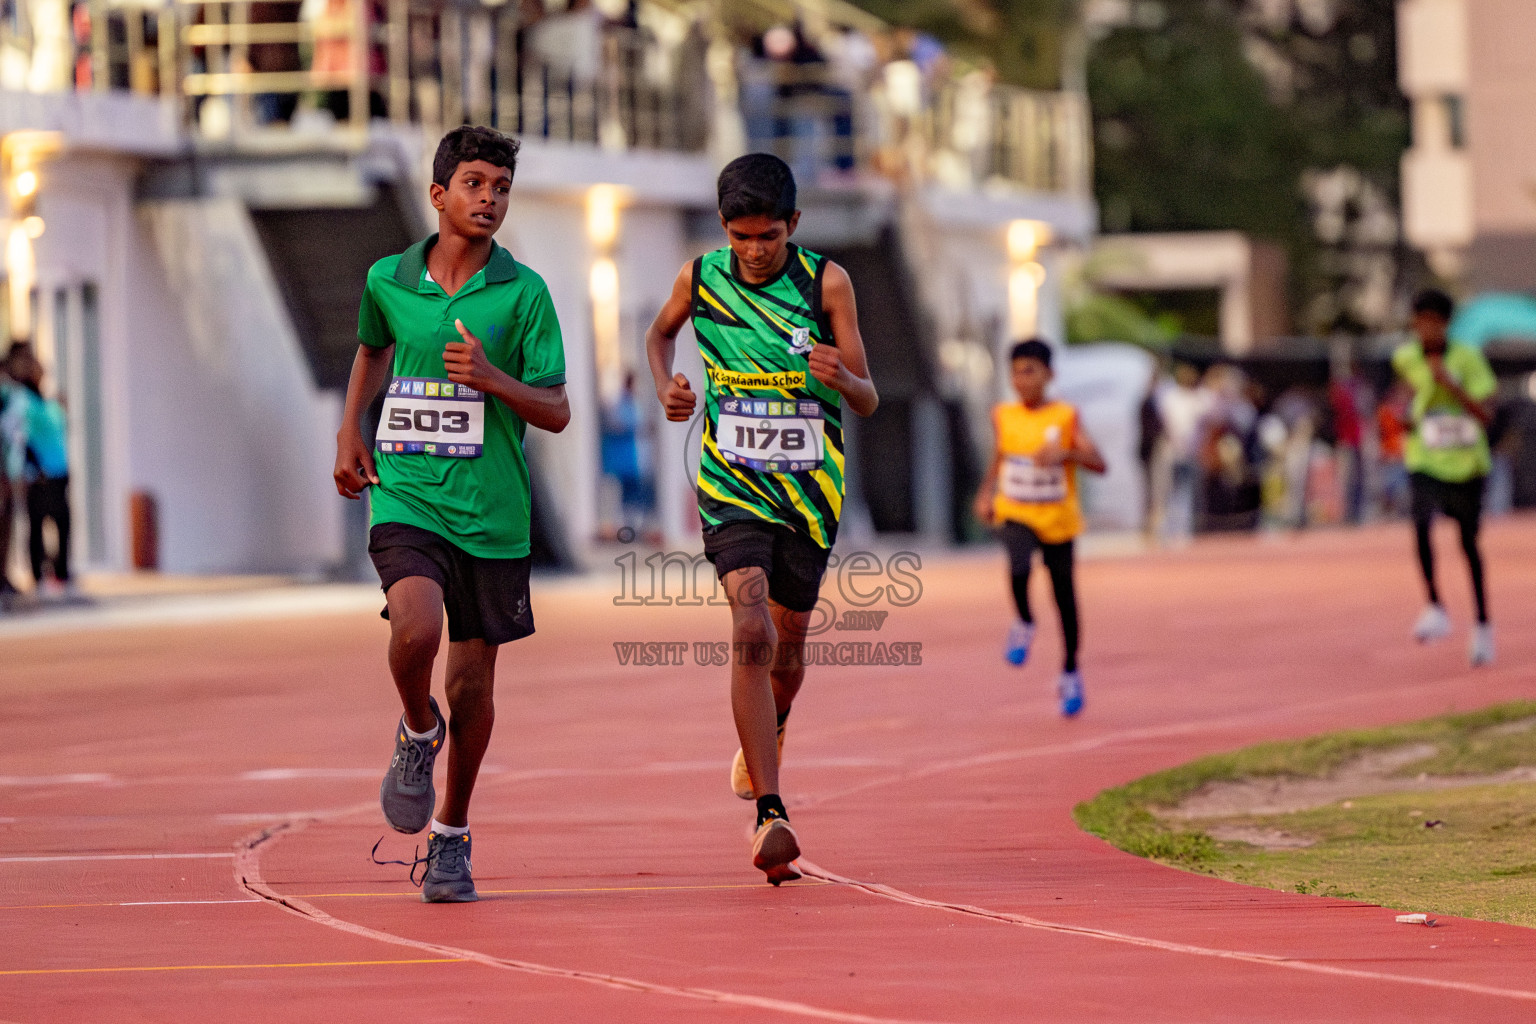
[691,243,844,548]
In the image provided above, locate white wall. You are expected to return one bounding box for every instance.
[613,203,703,549]
[1052,343,1155,533]
[133,198,342,574]
[500,196,600,565]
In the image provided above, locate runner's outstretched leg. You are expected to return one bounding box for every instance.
[769,601,810,715]
[1454,511,1489,624]
[437,638,499,827]
[385,576,444,734]
[725,566,780,798]
[1042,540,1080,673]
[1414,516,1439,606]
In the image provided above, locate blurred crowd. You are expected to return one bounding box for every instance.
[1139,356,1529,542]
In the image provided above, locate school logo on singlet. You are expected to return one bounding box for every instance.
[788,326,813,355]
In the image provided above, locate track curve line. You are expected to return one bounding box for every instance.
[233,821,957,1024]
[797,861,1536,1003]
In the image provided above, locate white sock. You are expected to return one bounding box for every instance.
[403,719,437,742]
[431,819,469,837]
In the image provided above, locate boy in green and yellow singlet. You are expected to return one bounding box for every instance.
[644,154,878,884]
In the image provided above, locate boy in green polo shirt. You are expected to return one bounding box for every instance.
[333,125,569,902]
[1392,289,1496,666]
[644,154,879,884]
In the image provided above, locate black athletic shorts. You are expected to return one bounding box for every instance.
[1409,472,1485,527]
[999,520,1074,576]
[701,520,831,613]
[368,522,535,646]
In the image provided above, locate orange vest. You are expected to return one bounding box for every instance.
[991,400,1083,543]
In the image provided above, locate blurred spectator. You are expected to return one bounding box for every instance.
[600,371,654,542]
[1327,360,1370,524]
[307,0,386,122]
[1137,364,1163,531]
[1376,380,1411,517]
[249,0,304,124]
[1198,364,1260,531]
[3,346,71,593]
[0,355,19,602]
[1270,386,1321,528]
[1152,362,1213,543]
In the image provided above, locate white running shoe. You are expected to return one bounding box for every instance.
[730,722,786,801]
[751,816,802,886]
[1469,623,1496,667]
[1412,604,1451,644]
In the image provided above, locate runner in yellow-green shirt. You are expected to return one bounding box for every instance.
[1391,289,1496,667]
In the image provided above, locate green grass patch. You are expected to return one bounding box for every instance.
[1073,701,1536,928]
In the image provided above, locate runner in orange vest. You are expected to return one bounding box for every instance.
[974,339,1106,716]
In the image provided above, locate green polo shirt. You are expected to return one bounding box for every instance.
[1391,339,1495,483]
[358,235,566,558]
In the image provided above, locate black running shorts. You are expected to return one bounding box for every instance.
[1409,472,1485,528]
[999,520,1073,576]
[701,520,831,613]
[369,522,535,646]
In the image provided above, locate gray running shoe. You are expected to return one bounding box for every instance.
[421,829,478,903]
[380,696,445,834]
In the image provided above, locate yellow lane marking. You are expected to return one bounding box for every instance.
[0,878,830,910]
[0,958,464,977]
[293,879,831,899]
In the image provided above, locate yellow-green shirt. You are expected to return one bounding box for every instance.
[1390,340,1495,483]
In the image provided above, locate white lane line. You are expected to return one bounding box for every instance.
[235,821,957,1024]
[0,852,236,863]
[799,860,1536,1003]
[0,774,114,786]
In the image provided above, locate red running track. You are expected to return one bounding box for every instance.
[3,520,1535,1022]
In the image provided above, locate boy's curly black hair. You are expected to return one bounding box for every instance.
[432,125,521,188]
[717,153,797,223]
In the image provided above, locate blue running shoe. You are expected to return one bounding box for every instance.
[1057,671,1084,717]
[1005,621,1035,666]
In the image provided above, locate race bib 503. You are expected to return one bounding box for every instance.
[716,397,824,473]
[377,376,485,458]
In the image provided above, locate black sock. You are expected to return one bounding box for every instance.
[775,707,791,730]
[756,794,788,826]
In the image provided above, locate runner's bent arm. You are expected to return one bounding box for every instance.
[1068,422,1107,474]
[444,319,569,433]
[1427,357,1493,427]
[973,447,1002,526]
[334,343,394,499]
[645,263,698,423]
[812,262,878,418]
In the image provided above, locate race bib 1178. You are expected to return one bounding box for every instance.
[715,397,825,473]
[377,377,485,458]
